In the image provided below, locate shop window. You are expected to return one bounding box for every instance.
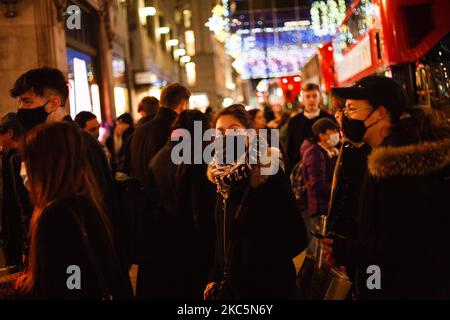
[112,53,130,116]
[66,47,101,121]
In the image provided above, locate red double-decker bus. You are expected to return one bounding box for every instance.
[331,0,450,109]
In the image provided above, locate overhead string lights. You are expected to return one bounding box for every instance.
[311,0,347,37]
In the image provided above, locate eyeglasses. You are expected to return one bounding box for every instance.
[343,106,373,117]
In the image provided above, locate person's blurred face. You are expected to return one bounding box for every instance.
[215,115,248,164]
[344,99,388,145]
[114,120,130,135]
[302,89,321,113]
[84,118,100,139]
[253,110,266,130]
[319,129,340,148]
[215,115,246,134]
[344,99,373,121]
[272,104,282,115]
[0,130,14,151]
[140,111,148,118]
[335,109,343,127]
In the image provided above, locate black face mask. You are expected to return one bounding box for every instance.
[341,109,379,143]
[17,101,50,131]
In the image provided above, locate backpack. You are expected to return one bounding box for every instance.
[290,161,308,210]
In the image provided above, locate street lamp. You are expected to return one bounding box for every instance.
[174,48,186,58]
[141,6,156,17]
[139,6,156,26]
[166,39,179,47]
[157,27,170,34]
[180,56,191,64]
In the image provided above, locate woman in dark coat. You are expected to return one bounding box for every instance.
[204,104,307,300]
[16,122,133,299]
[106,113,135,174]
[136,110,216,300]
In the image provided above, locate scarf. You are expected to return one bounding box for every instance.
[209,139,260,199]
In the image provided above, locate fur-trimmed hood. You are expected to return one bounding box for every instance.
[207,147,285,188]
[368,138,450,178]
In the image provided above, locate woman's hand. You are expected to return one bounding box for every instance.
[203,282,217,300]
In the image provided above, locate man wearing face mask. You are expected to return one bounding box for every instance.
[10,68,71,131]
[322,76,450,299]
[300,118,340,255]
[286,83,335,172]
[9,67,122,268]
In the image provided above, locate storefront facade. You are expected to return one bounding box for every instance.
[0,0,132,124]
[332,0,450,108]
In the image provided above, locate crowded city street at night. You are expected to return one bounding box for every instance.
[0,0,449,311]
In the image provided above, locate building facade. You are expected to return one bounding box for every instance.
[0,0,132,126]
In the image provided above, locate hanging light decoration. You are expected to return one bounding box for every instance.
[311,0,347,37]
[205,3,229,43]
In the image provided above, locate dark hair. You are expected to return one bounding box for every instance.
[160,83,191,109]
[312,118,339,139]
[248,109,262,121]
[301,83,320,92]
[117,113,133,126]
[10,67,69,104]
[74,111,97,129]
[0,113,25,139]
[205,106,214,116]
[216,104,253,129]
[173,109,210,135]
[22,122,111,292]
[138,96,160,119]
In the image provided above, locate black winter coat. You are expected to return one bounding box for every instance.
[32,195,133,299]
[328,141,371,239]
[286,110,335,170]
[0,149,24,266]
[333,117,450,299]
[130,107,178,185]
[209,168,308,299]
[136,141,216,300]
[105,126,134,174]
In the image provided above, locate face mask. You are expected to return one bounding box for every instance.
[327,133,341,148]
[213,133,248,165]
[17,101,50,130]
[341,109,379,143]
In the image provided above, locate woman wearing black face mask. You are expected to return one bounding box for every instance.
[204,104,307,300]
